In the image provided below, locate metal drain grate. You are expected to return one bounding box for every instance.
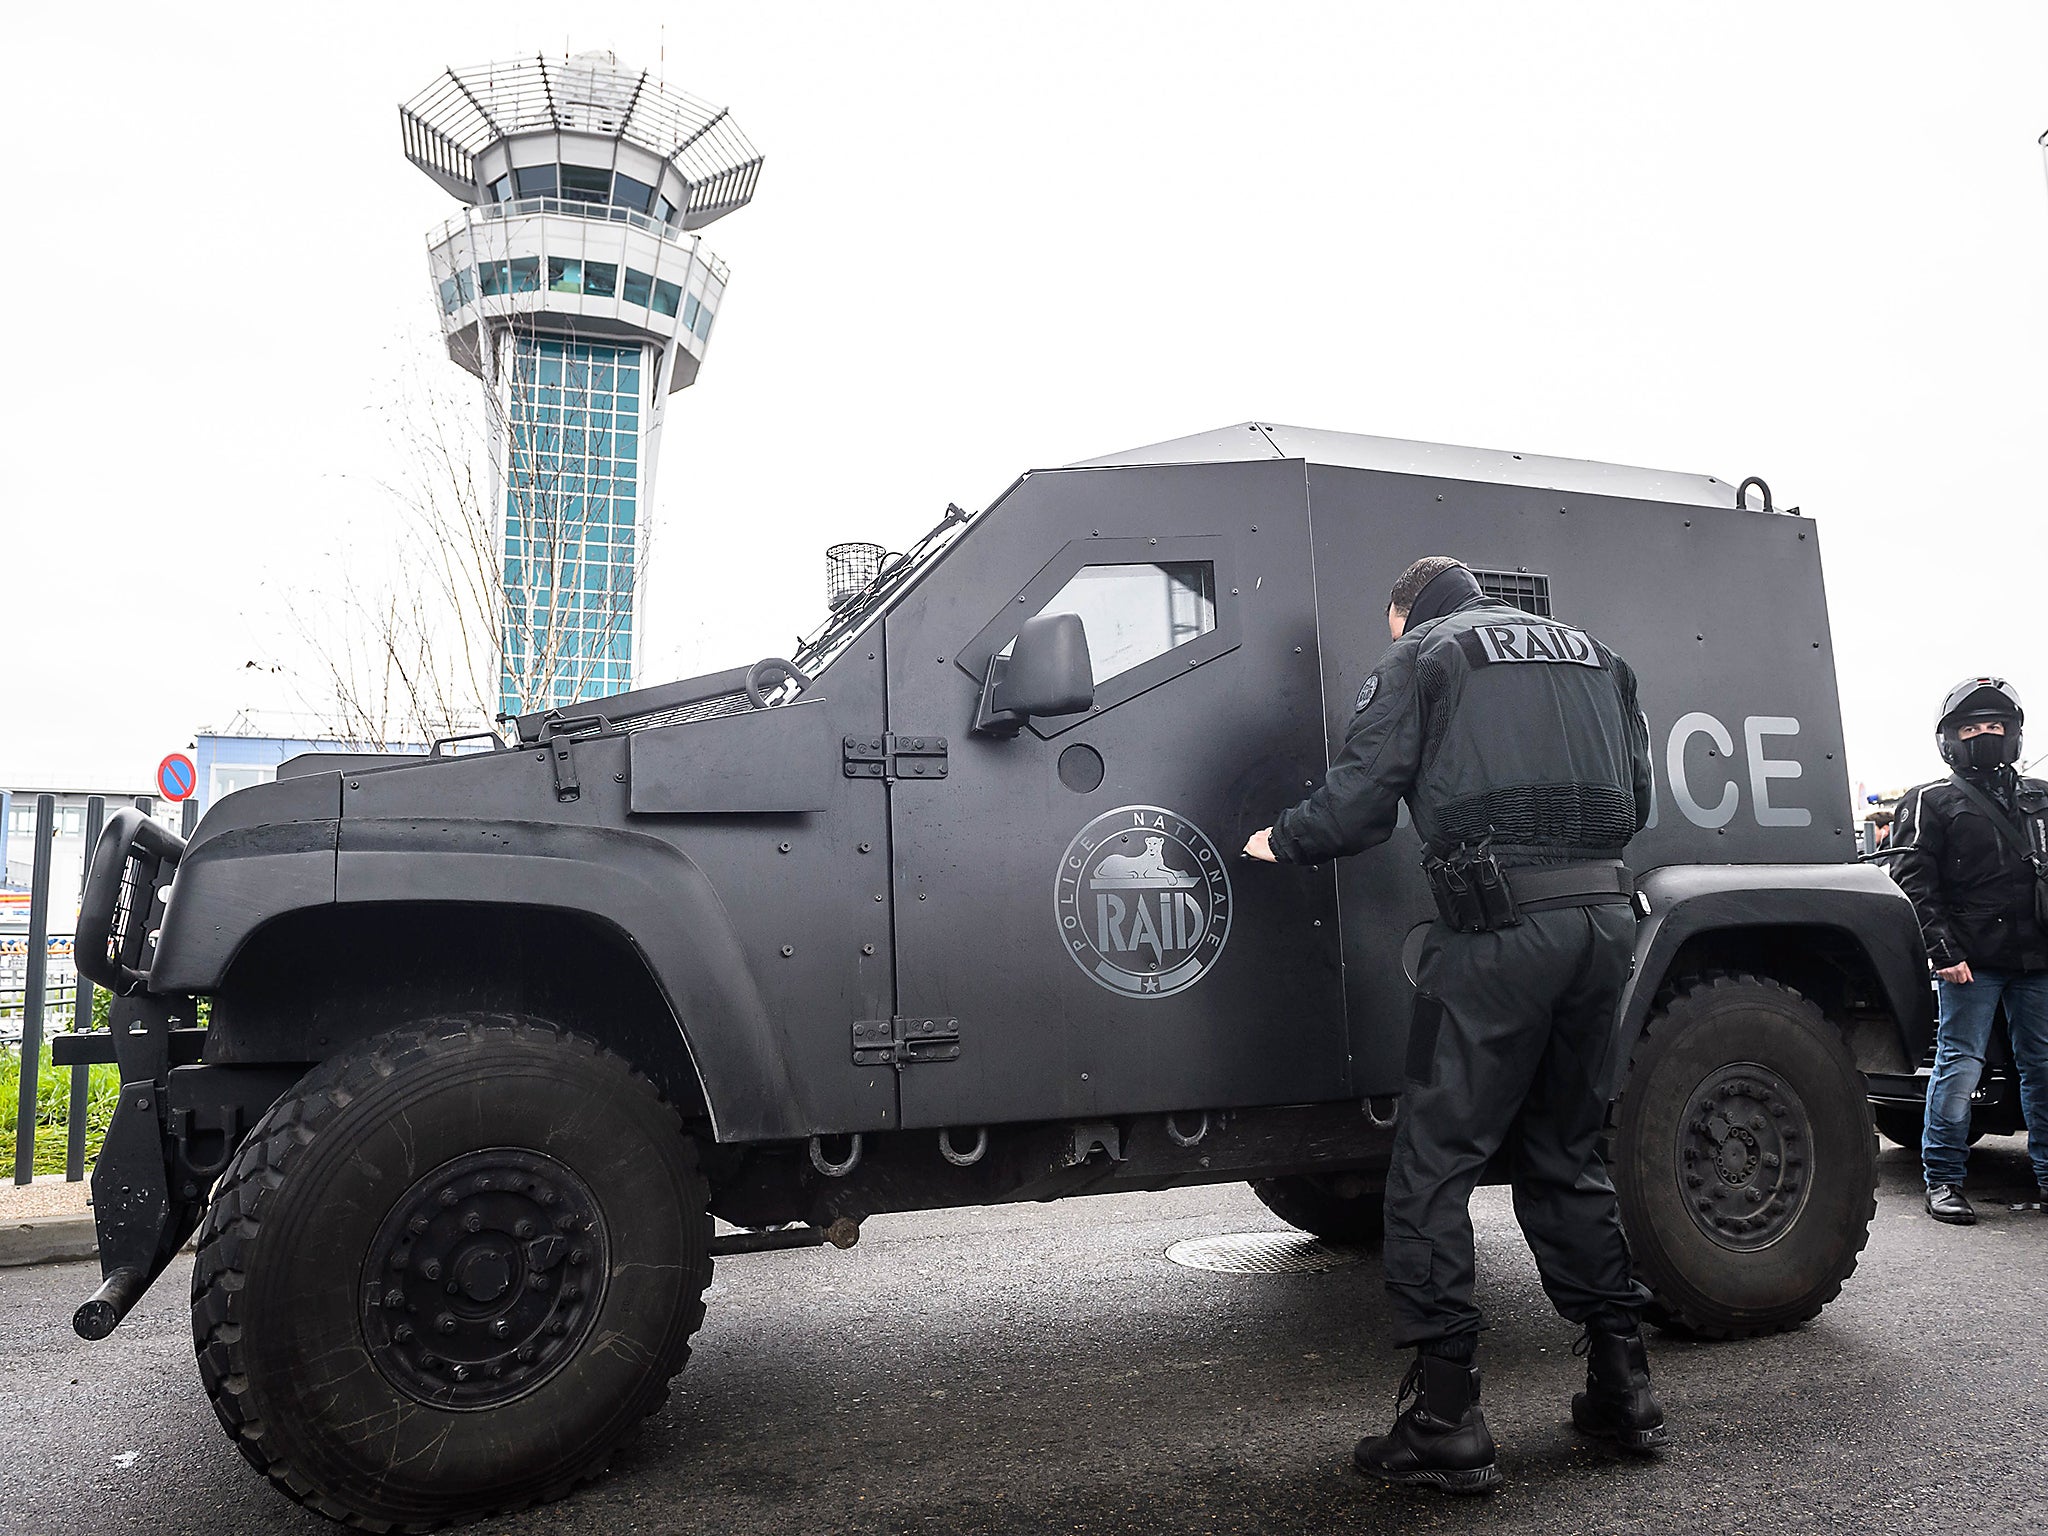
[1165,1232,1366,1275]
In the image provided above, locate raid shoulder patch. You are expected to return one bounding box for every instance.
[1456,622,1605,669]
[1355,673,1379,712]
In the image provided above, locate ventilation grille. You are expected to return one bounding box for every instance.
[617,692,755,732]
[1473,569,1551,616]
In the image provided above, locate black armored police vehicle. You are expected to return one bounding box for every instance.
[60,422,1931,1528]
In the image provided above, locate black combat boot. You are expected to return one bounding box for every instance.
[1353,1352,1501,1494]
[1570,1326,1668,1452]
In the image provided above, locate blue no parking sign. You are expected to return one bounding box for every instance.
[157,753,196,802]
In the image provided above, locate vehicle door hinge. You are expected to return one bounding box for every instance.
[842,734,949,782]
[851,1015,961,1067]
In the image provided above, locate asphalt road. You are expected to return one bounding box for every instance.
[2,1134,2043,1536]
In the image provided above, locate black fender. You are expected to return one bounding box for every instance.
[152,772,342,990]
[1619,862,1934,1066]
[151,780,805,1145]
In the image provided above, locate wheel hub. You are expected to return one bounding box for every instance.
[1674,1062,1813,1252]
[361,1148,608,1409]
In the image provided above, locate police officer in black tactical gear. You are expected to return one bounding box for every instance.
[1244,556,1665,1493]
[1888,678,2048,1223]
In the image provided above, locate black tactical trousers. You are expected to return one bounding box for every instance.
[1382,904,1651,1349]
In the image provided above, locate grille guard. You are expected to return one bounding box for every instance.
[75,807,186,996]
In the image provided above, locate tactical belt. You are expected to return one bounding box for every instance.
[1423,847,1634,933]
[1507,860,1635,913]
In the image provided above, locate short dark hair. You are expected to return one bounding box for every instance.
[1390,556,1467,617]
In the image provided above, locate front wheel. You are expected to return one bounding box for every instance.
[1613,974,1874,1339]
[190,1017,712,1529]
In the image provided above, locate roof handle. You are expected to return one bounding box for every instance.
[1735,476,1774,514]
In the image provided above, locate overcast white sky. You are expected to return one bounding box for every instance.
[2,2,2043,797]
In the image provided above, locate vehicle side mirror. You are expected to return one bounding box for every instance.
[974,613,1094,736]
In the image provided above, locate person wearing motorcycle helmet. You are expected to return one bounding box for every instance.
[1889,677,2048,1223]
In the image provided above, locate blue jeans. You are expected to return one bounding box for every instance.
[1922,969,2048,1190]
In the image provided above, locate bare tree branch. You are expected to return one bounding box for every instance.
[289,294,650,744]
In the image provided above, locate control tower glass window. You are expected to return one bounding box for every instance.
[499,335,644,716]
[560,164,612,204]
[488,163,679,219]
[612,173,655,214]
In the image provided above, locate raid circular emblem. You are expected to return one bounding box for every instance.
[1055,805,1232,999]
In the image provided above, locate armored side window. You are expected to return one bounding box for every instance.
[960,534,1242,738]
[1008,562,1218,684]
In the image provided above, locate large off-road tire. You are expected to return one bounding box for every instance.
[1613,974,1875,1339]
[190,1017,712,1531]
[1248,1173,1386,1246]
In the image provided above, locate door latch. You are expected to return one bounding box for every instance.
[536,713,612,803]
[851,1015,961,1067]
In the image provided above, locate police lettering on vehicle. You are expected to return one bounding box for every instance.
[1457,623,1605,669]
[1055,806,1232,998]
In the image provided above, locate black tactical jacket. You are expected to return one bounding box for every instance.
[1888,771,2048,973]
[1267,595,1652,868]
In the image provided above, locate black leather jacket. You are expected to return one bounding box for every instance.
[1267,595,1651,868]
[1888,769,2048,973]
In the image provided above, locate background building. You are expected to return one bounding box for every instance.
[2,788,182,1030]
[400,52,762,717]
[192,716,436,815]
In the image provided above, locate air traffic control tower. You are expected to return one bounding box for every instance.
[400,53,761,716]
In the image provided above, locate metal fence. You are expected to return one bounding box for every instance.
[7,792,195,1184]
[2,933,81,1039]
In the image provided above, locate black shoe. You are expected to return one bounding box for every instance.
[1354,1353,1502,1494]
[1570,1326,1668,1453]
[1926,1184,1977,1224]
[2008,1186,2048,1214]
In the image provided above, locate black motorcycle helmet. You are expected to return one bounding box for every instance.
[1936,676,2024,771]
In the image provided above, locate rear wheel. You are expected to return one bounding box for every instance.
[1613,974,1874,1339]
[1248,1173,1386,1246]
[1871,1103,1924,1149]
[1873,1101,1990,1149]
[191,1016,711,1530]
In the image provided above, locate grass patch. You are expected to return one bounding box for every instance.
[2,993,215,1179]
[1,1046,120,1179]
